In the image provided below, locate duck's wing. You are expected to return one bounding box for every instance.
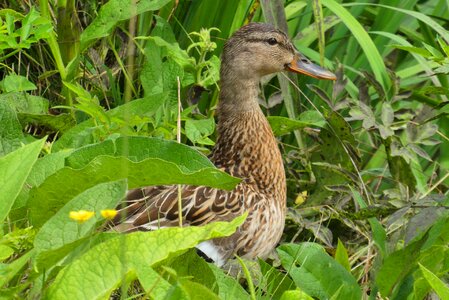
[110,184,244,232]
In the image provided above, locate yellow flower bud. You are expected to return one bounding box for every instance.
[69,210,95,223]
[101,209,118,219]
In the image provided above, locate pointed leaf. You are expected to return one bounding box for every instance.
[0,138,45,222]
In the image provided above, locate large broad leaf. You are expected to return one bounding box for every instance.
[12,150,72,211]
[278,243,361,300]
[0,138,45,223]
[80,0,172,51]
[34,180,127,271]
[44,215,245,300]
[29,137,240,227]
[65,136,216,171]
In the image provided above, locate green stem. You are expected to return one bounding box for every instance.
[40,0,67,81]
[236,256,256,300]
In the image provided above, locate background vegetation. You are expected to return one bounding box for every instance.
[1,0,449,299]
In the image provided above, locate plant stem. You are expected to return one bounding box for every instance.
[177,76,183,227]
[236,256,256,300]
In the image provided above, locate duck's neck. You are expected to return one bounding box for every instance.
[212,74,285,195]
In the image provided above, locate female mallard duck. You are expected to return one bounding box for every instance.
[113,23,336,265]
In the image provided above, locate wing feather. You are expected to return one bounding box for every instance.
[111,184,244,231]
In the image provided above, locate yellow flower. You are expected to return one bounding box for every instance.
[69,210,95,223]
[295,191,308,205]
[101,209,118,219]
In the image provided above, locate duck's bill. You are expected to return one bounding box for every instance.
[286,53,336,80]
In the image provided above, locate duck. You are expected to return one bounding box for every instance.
[112,22,336,266]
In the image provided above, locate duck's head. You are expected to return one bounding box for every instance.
[221,23,336,81]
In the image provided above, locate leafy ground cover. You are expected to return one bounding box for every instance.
[1,0,449,299]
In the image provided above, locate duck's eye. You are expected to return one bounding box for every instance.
[267,38,278,45]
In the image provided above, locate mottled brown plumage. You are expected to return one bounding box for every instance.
[112,23,335,265]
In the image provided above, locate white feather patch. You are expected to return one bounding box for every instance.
[196,241,225,267]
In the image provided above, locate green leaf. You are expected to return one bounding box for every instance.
[392,45,432,58]
[12,150,72,211]
[208,260,251,300]
[29,138,240,227]
[44,215,246,300]
[140,16,184,97]
[1,92,49,114]
[360,3,449,43]
[0,138,45,223]
[166,249,217,292]
[65,137,218,171]
[259,259,295,300]
[145,36,194,69]
[185,118,216,145]
[0,245,14,261]
[268,112,326,136]
[34,180,127,270]
[309,111,359,204]
[0,74,36,92]
[0,101,25,156]
[350,187,386,257]
[0,249,35,287]
[135,265,177,299]
[321,0,390,91]
[376,231,429,298]
[268,111,326,136]
[181,280,220,300]
[80,0,172,51]
[384,137,417,191]
[0,92,74,134]
[335,239,351,272]
[52,95,167,151]
[280,289,314,300]
[418,263,449,299]
[278,242,361,300]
